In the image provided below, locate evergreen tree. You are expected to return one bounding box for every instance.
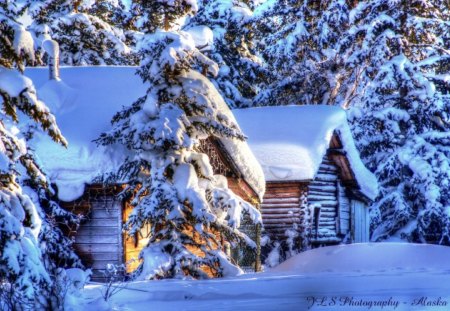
[253,0,354,107]
[187,0,269,108]
[97,0,261,279]
[0,1,79,309]
[344,0,450,244]
[27,0,137,66]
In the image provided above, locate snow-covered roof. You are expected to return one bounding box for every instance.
[233,105,378,200]
[24,66,265,201]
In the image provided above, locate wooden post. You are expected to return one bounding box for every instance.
[254,223,261,272]
[313,206,321,240]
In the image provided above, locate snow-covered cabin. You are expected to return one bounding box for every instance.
[233,106,378,248]
[25,66,265,281]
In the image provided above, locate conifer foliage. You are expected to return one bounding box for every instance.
[98,0,261,279]
[27,0,137,66]
[1,1,79,309]
[344,0,450,244]
[253,0,450,245]
[188,0,268,108]
[254,0,353,107]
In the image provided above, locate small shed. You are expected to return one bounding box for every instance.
[233,105,378,249]
[26,66,266,281]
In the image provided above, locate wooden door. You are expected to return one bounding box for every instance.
[72,197,123,282]
[351,200,369,243]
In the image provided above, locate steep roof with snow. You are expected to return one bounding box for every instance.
[233,105,378,200]
[25,66,265,201]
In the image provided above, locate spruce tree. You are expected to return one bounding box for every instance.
[1,1,79,309]
[253,0,354,107]
[343,0,450,244]
[187,0,269,108]
[27,0,137,66]
[97,0,261,279]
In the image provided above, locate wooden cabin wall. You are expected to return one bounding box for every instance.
[308,155,342,245]
[61,188,123,282]
[60,138,263,281]
[261,182,307,240]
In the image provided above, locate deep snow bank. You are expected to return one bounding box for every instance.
[270,242,450,274]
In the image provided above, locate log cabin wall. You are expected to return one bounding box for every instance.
[308,155,342,245]
[261,153,365,249]
[261,182,307,240]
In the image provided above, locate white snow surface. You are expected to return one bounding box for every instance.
[24,67,146,201]
[185,25,214,50]
[24,66,264,201]
[68,243,450,310]
[270,242,450,275]
[233,105,378,200]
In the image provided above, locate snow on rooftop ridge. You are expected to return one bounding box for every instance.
[179,70,266,200]
[25,66,145,201]
[25,66,265,201]
[233,105,378,200]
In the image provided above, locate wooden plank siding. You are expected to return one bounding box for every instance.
[59,138,263,281]
[62,193,124,282]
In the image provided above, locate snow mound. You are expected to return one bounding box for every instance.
[233,105,378,200]
[270,243,450,275]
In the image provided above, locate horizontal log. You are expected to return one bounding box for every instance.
[263,199,300,206]
[263,218,300,224]
[75,235,119,244]
[308,185,336,192]
[318,214,336,219]
[262,213,301,219]
[317,205,336,211]
[262,203,301,208]
[84,208,120,219]
[307,194,337,201]
[266,182,304,188]
[78,218,120,227]
[264,224,299,229]
[315,173,338,181]
[77,252,122,262]
[307,190,336,196]
[262,197,300,203]
[307,200,338,206]
[319,220,337,225]
[264,229,299,234]
[75,243,121,253]
[318,164,338,171]
[74,227,121,236]
[263,193,304,200]
[262,208,301,214]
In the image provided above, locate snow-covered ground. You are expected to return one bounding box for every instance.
[69,243,450,311]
